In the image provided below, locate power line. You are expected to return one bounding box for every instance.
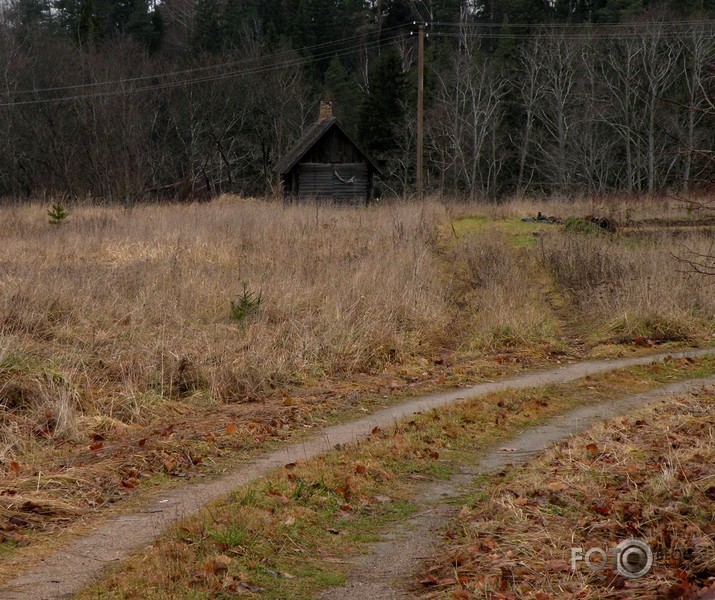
[2,23,408,100]
[432,19,715,28]
[430,19,715,40]
[431,28,715,40]
[0,32,407,107]
[1,18,713,107]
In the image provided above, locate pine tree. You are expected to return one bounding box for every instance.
[12,0,53,36]
[324,56,364,137]
[127,0,164,52]
[55,0,101,46]
[358,48,407,159]
[48,202,69,226]
[192,0,223,55]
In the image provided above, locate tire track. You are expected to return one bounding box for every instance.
[2,348,714,599]
[321,374,715,599]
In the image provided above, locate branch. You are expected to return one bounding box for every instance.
[673,241,715,276]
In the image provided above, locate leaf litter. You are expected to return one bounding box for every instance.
[417,387,715,599]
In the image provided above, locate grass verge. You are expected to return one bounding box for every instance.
[75,355,715,599]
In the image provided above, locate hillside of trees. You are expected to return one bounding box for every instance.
[0,0,713,201]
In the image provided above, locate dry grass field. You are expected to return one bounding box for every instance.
[0,194,714,562]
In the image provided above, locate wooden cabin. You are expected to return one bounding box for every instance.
[275,102,381,203]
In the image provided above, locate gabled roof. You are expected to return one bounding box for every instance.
[274,117,382,176]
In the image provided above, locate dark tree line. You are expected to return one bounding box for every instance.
[0,0,713,201]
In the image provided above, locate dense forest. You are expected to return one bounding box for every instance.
[0,0,713,201]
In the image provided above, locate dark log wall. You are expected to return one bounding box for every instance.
[281,125,375,202]
[297,163,368,202]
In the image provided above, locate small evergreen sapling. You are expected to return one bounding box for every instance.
[48,202,69,225]
[230,284,263,323]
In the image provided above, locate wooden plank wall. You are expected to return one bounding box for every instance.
[298,163,368,202]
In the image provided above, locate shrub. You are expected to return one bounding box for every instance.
[230,285,263,323]
[47,203,69,226]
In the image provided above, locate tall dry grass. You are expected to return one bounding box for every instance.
[0,199,455,435]
[538,228,715,341]
[445,192,710,223]
[447,229,559,350]
[1,195,713,459]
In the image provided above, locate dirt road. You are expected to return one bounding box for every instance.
[320,374,715,599]
[2,348,714,599]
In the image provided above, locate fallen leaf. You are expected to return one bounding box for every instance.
[545,481,567,492]
[9,461,20,474]
[545,559,571,572]
[591,502,611,516]
[234,581,265,593]
[481,538,498,551]
[262,568,294,579]
[89,442,103,451]
[586,443,599,457]
[693,584,715,599]
[419,574,439,587]
[267,489,290,504]
[203,555,230,575]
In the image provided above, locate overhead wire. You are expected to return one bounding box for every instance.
[431,18,715,39]
[432,19,715,27]
[1,17,713,107]
[431,29,715,40]
[1,23,409,101]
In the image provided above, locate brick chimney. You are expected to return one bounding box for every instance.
[318,101,333,123]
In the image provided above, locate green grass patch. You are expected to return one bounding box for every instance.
[451,216,554,247]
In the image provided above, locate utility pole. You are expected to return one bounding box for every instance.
[416,21,425,202]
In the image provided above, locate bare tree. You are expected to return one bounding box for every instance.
[430,25,506,199]
[534,29,585,193]
[601,33,645,193]
[638,22,680,194]
[678,23,715,192]
[515,38,545,196]
[572,34,619,194]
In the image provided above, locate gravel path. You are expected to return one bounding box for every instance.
[2,348,714,599]
[320,373,715,599]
